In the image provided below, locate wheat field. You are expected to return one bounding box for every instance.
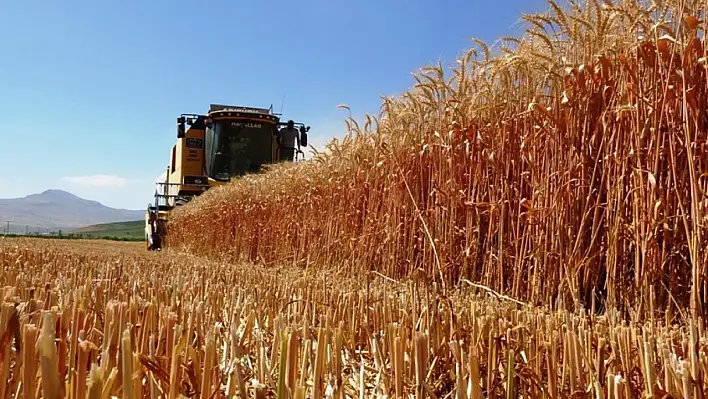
[4,0,708,397]
[169,0,708,323]
[2,236,707,398]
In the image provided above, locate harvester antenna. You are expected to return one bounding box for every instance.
[280,93,287,114]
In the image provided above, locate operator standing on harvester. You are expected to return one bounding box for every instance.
[278,120,301,162]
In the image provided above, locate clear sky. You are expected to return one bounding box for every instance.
[0,0,548,210]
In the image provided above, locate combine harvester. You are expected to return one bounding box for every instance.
[145,103,309,250]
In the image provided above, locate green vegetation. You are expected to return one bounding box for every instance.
[68,220,144,240]
[0,220,145,242]
[0,232,142,242]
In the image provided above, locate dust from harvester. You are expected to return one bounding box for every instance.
[169,0,708,318]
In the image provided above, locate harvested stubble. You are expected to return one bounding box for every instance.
[2,237,708,398]
[168,0,708,319]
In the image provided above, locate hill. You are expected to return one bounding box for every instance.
[68,220,144,239]
[0,189,144,231]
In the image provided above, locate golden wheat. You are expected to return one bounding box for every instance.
[2,237,708,398]
[169,0,708,321]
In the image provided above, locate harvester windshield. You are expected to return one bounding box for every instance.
[205,120,274,181]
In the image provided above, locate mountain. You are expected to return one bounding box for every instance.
[0,189,144,231]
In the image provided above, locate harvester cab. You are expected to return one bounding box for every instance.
[145,103,310,251]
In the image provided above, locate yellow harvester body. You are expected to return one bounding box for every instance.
[145,103,309,250]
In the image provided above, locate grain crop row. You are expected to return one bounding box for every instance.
[168,0,708,319]
[1,237,707,398]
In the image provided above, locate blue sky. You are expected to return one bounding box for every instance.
[0,0,548,210]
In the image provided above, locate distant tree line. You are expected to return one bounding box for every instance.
[0,232,143,242]
[1,221,143,242]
